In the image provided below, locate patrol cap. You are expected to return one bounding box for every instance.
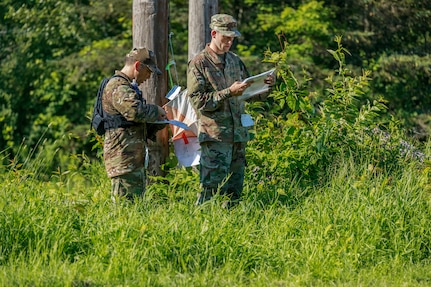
[209,14,241,37]
[127,47,162,75]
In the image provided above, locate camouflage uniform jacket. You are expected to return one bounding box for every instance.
[187,44,251,143]
[102,71,160,178]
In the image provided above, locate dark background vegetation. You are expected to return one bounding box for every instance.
[1,0,430,170]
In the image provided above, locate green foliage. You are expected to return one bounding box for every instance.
[1,1,431,284]
[371,54,431,113]
[1,134,431,286]
[0,0,131,164]
[258,1,332,62]
[246,36,419,190]
[329,0,431,61]
[1,0,431,173]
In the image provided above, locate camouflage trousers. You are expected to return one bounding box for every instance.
[111,167,146,202]
[197,141,246,205]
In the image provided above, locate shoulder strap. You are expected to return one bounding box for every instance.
[110,74,143,101]
[102,74,142,131]
[91,77,111,135]
[111,74,129,82]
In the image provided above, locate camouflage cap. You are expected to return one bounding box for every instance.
[209,14,241,38]
[127,47,162,75]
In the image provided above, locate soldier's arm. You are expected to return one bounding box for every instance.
[186,62,232,112]
[112,84,160,123]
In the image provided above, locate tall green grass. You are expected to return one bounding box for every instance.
[2,38,431,286]
[1,142,431,286]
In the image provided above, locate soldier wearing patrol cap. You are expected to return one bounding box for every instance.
[102,47,167,202]
[209,14,241,38]
[187,14,275,208]
[126,47,162,75]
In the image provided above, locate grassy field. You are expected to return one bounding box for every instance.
[1,148,431,287]
[2,36,430,286]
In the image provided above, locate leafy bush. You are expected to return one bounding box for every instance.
[371,54,431,113]
[246,37,425,193]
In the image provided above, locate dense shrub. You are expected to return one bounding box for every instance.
[246,37,425,191]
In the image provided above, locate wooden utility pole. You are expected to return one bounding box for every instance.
[132,0,169,177]
[188,0,219,61]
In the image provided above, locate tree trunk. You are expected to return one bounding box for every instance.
[188,0,219,61]
[132,0,169,178]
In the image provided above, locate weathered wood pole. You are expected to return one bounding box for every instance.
[132,0,169,178]
[188,0,219,61]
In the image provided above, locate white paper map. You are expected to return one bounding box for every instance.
[237,68,276,101]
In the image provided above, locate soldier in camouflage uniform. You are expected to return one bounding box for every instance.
[102,47,167,201]
[187,14,275,207]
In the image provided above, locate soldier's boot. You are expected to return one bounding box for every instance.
[195,189,214,205]
[221,190,241,209]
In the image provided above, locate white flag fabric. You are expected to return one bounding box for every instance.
[165,88,201,167]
